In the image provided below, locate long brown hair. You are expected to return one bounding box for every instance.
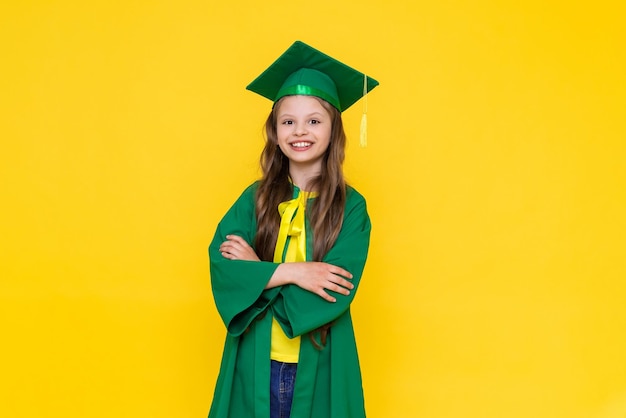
[254,96,347,262]
[254,96,347,349]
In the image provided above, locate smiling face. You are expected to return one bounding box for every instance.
[275,95,332,181]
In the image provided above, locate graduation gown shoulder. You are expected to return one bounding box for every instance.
[208,182,371,418]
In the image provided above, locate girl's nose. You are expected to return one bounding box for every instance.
[294,123,308,136]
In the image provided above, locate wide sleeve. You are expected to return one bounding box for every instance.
[209,183,281,337]
[272,188,371,338]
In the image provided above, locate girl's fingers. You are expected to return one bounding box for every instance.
[328,265,353,280]
[220,235,260,262]
[223,243,240,253]
[335,283,351,295]
[220,236,245,252]
[332,276,354,290]
[326,279,351,295]
[319,290,336,303]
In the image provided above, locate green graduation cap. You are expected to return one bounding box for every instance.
[246,41,379,113]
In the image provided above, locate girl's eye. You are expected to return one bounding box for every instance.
[282,120,293,125]
[309,119,320,125]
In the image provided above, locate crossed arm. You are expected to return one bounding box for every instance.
[219,234,354,303]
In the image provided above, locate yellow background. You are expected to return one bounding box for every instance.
[1,1,625,417]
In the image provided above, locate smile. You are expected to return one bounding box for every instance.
[290,141,313,149]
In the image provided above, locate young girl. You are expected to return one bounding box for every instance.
[208,41,378,418]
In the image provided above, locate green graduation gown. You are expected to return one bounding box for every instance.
[208,182,371,418]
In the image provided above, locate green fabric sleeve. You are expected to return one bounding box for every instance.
[272,187,371,338]
[209,183,281,337]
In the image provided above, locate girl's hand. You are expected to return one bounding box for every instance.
[274,262,354,303]
[220,235,260,261]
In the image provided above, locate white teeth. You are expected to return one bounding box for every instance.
[292,142,312,148]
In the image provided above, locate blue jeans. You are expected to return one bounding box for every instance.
[270,360,298,418]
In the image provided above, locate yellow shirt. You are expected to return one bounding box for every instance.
[270,190,315,363]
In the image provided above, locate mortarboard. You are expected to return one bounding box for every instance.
[246,41,379,113]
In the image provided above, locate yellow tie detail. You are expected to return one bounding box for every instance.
[273,190,315,264]
[270,189,317,363]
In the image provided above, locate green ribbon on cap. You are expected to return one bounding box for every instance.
[275,84,342,111]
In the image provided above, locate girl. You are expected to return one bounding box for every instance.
[208,41,378,418]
